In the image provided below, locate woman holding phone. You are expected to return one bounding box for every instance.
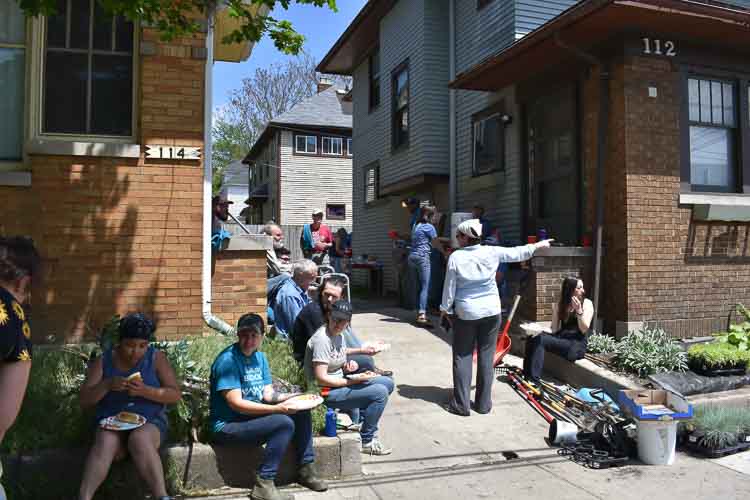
[523,276,593,382]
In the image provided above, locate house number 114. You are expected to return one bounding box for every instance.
[643,38,676,57]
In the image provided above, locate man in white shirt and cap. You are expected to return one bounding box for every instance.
[440,219,552,416]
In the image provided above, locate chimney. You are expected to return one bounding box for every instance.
[317,77,333,93]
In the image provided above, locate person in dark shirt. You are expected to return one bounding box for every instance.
[0,237,40,497]
[291,276,392,377]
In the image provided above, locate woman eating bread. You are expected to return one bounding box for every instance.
[78,313,181,500]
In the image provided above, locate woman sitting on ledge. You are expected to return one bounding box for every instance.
[209,313,327,500]
[79,313,181,500]
[523,276,594,382]
[305,300,394,456]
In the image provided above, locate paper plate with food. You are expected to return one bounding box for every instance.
[284,393,324,411]
[99,411,147,431]
[345,371,379,382]
[363,341,391,353]
[126,371,143,383]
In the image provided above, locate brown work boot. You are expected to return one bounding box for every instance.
[251,475,292,500]
[297,462,328,492]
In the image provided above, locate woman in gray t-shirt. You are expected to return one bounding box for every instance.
[304,300,395,456]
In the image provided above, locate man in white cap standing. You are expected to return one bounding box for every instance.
[440,219,552,417]
[301,208,333,265]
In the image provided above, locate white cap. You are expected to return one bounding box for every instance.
[312,208,324,216]
[457,219,483,239]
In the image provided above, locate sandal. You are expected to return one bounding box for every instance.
[416,313,430,324]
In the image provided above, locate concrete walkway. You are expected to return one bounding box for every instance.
[206,306,750,500]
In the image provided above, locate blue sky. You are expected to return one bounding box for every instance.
[213,1,368,109]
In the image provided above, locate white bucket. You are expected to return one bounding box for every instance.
[636,420,677,465]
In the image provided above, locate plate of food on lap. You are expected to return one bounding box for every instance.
[362,340,391,353]
[345,371,379,382]
[284,393,325,411]
[99,411,147,431]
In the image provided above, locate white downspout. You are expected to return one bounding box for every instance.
[448,0,456,213]
[202,6,235,335]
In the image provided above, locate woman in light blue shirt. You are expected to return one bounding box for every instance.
[440,219,551,416]
[408,206,440,325]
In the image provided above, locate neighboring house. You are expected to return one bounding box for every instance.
[222,159,249,220]
[318,0,578,292]
[321,0,750,338]
[243,83,353,226]
[0,0,268,341]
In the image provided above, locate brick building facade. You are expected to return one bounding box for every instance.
[452,0,750,338]
[0,3,267,342]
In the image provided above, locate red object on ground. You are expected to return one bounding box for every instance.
[507,372,555,423]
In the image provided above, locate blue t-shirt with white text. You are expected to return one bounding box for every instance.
[209,344,272,433]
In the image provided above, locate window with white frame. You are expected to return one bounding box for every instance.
[0,0,26,162]
[473,113,504,175]
[686,77,736,192]
[322,136,343,155]
[295,134,317,153]
[43,0,135,136]
[346,138,353,156]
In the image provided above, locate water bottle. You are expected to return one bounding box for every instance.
[323,408,337,437]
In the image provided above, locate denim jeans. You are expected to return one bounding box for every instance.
[523,332,587,380]
[325,376,394,443]
[213,412,315,480]
[408,253,431,314]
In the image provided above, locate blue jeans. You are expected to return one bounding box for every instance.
[325,376,394,443]
[408,253,430,314]
[214,412,315,480]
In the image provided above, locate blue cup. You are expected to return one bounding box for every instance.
[323,408,337,437]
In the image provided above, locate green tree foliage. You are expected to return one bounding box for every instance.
[16,0,338,54]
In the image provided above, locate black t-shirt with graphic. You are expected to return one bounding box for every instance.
[0,286,32,362]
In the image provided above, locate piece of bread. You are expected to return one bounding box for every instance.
[116,411,141,424]
[126,371,142,382]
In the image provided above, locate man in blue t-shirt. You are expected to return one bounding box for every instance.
[209,313,327,499]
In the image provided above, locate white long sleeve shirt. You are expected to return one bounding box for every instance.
[440,244,536,320]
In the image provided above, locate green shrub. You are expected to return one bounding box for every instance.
[613,326,687,377]
[691,405,750,449]
[587,332,617,354]
[688,341,750,371]
[3,335,323,453]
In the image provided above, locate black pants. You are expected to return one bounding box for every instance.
[452,314,501,414]
[523,332,587,380]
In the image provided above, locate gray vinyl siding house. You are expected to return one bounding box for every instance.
[320,0,579,293]
[243,86,353,226]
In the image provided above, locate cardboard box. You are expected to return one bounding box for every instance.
[618,390,693,421]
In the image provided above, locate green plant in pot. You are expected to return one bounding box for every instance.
[688,342,750,376]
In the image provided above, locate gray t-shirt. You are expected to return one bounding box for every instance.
[304,326,347,382]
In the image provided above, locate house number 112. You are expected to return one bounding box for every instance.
[643,38,676,57]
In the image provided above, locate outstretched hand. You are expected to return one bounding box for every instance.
[534,239,554,250]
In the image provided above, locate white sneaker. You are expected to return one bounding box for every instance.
[361,438,392,456]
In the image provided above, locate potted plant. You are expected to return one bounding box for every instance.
[687,342,750,377]
[684,406,750,458]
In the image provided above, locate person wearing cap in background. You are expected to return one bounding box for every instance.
[305,300,394,456]
[78,313,181,500]
[471,204,493,244]
[212,189,234,251]
[209,313,327,500]
[440,220,552,417]
[300,209,333,265]
[271,260,318,341]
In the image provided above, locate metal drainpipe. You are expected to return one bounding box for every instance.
[448,0,457,213]
[553,33,609,332]
[202,6,235,336]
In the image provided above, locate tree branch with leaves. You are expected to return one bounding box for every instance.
[16,0,338,55]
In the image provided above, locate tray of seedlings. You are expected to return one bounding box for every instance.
[681,405,750,459]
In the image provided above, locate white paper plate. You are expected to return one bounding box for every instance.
[520,322,552,335]
[363,341,391,353]
[99,413,146,431]
[285,394,324,411]
[345,371,378,382]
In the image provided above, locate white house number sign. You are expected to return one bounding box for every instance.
[145,145,201,160]
[642,38,677,57]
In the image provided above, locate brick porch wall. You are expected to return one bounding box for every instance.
[212,250,267,328]
[620,55,750,338]
[0,27,246,342]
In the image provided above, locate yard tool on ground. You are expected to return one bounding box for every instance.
[472,295,520,365]
[506,371,579,445]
